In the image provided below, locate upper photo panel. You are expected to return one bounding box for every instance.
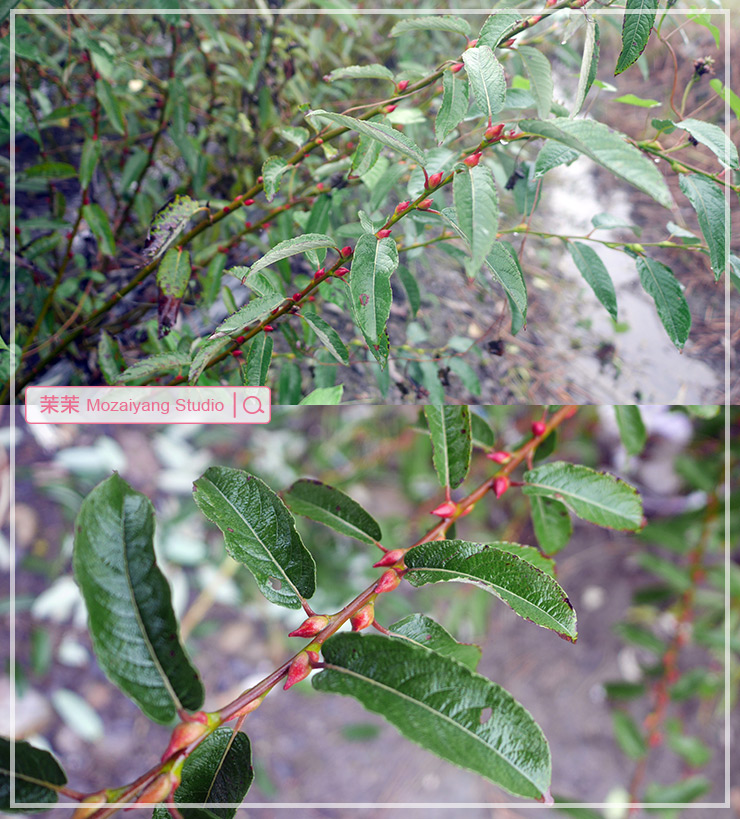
[4,4,736,404]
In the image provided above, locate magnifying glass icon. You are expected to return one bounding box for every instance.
[243,396,264,414]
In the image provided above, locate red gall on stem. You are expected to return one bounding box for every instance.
[450,62,464,73]
[264,324,274,332]
[245,220,252,228]
[284,650,319,690]
[335,267,350,277]
[375,569,401,594]
[231,350,243,358]
[316,137,324,145]
[417,198,433,210]
[463,152,482,167]
[493,476,510,499]
[288,614,329,638]
[308,294,316,301]
[257,175,263,183]
[395,201,411,214]
[292,292,302,302]
[341,246,352,257]
[426,171,444,189]
[376,228,392,239]
[373,548,406,568]
[244,198,255,206]
[485,123,505,142]
[222,205,231,214]
[161,718,209,761]
[136,772,180,806]
[532,420,547,437]
[351,602,375,631]
[236,336,245,344]
[314,268,326,280]
[431,501,457,518]
[385,104,397,113]
[486,450,512,464]
[397,79,409,92]
[316,182,324,191]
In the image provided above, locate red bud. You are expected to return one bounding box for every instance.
[264,325,274,332]
[373,548,406,568]
[376,229,392,239]
[292,292,302,302]
[161,719,209,761]
[431,501,457,518]
[288,615,329,638]
[245,220,252,228]
[236,336,245,344]
[486,451,511,464]
[493,476,510,498]
[316,138,324,145]
[450,62,464,73]
[284,650,318,690]
[222,205,231,214]
[350,602,375,632]
[467,38,479,48]
[335,267,350,277]
[375,569,401,594]
[385,104,397,113]
[314,268,326,280]
[463,152,482,167]
[532,420,547,437]
[426,171,444,189]
[341,246,352,257]
[485,123,505,142]
[397,80,409,92]
[244,198,255,206]
[417,198,433,210]
[395,201,411,214]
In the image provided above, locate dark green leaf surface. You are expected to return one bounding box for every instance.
[614,406,647,456]
[568,242,617,320]
[25,162,77,180]
[462,45,506,123]
[96,78,125,135]
[405,539,577,639]
[391,16,471,38]
[243,333,273,387]
[523,461,643,531]
[189,337,231,385]
[436,71,469,144]
[1,738,66,811]
[530,496,572,556]
[612,711,647,759]
[389,614,481,670]
[636,256,691,349]
[471,413,495,449]
[678,174,727,279]
[157,247,191,298]
[193,467,316,609]
[262,156,290,202]
[615,0,657,75]
[283,478,382,545]
[144,195,201,260]
[644,776,711,804]
[152,729,252,819]
[301,311,349,365]
[212,294,286,338]
[397,265,421,317]
[98,331,125,385]
[350,233,398,349]
[79,137,101,189]
[116,353,190,384]
[454,165,499,280]
[519,118,672,208]
[73,474,204,723]
[424,405,472,490]
[314,632,551,800]
[82,203,115,256]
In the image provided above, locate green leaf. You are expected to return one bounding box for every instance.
[245,234,337,279]
[25,162,77,180]
[471,413,495,449]
[73,474,204,723]
[326,64,394,82]
[299,385,344,404]
[82,203,115,257]
[98,330,126,385]
[389,614,481,670]
[153,728,252,819]
[243,333,273,387]
[283,478,382,545]
[157,246,191,298]
[405,539,577,640]
[519,118,672,208]
[665,732,712,768]
[484,241,528,325]
[350,233,398,353]
[709,78,740,121]
[189,337,231,385]
[314,632,551,800]
[423,405,472,490]
[572,17,599,117]
[262,156,290,202]
[454,165,499,279]
[478,12,520,49]
[79,137,101,190]
[636,256,691,349]
[518,46,553,120]
[533,141,580,178]
[144,195,201,260]
[436,71,469,144]
[307,110,425,167]
[615,0,657,75]
[679,118,739,169]
[523,461,643,531]
[678,174,727,280]
[95,78,125,135]
[462,45,506,124]
[301,310,349,365]
[530,496,572,556]
[1,738,67,811]
[612,711,647,759]
[116,352,190,384]
[193,467,316,609]
[397,264,421,317]
[212,294,285,338]
[567,242,617,320]
[614,406,647,456]
[614,93,660,108]
[644,776,711,804]
[390,16,471,38]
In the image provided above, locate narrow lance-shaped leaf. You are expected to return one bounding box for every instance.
[314,632,551,800]
[436,71,469,144]
[484,241,528,327]
[144,195,201,259]
[391,16,471,38]
[326,65,394,82]
[519,118,672,208]
[189,336,231,385]
[243,333,273,387]
[529,496,572,556]
[98,331,126,385]
[533,141,580,178]
[211,293,286,338]
[405,539,577,640]
[193,467,316,609]
[523,461,643,531]
[454,165,499,280]
[301,310,349,365]
[572,17,599,117]
[95,78,125,135]
[462,45,506,123]
[262,156,291,202]
[478,12,521,49]
[299,385,343,405]
[307,110,426,167]
[73,474,204,724]
[157,246,191,337]
[82,203,115,257]
[614,405,647,456]
[636,256,691,349]
[389,614,481,670]
[518,46,553,120]
[1,738,67,811]
[678,174,727,280]
[615,0,657,75]
[350,233,398,354]
[116,352,190,384]
[152,728,253,819]
[283,478,382,545]
[79,137,101,189]
[245,234,337,279]
[424,405,472,490]
[567,241,617,320]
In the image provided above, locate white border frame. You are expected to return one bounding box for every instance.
[7,4,733,812]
